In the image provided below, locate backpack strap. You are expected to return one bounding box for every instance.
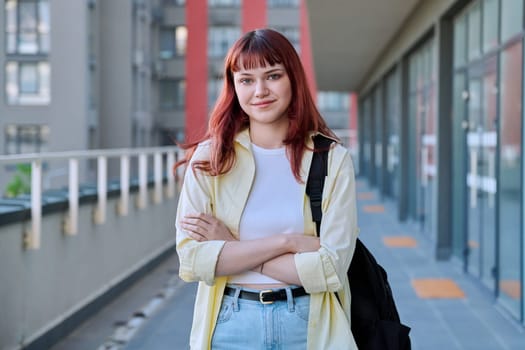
[306,134,334,236]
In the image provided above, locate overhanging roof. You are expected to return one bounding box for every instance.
[306,0,420,92]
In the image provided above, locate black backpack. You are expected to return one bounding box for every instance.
[306,135,411,350]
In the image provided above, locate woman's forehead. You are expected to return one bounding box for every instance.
[233,51,283,71]
[233,59,284,73]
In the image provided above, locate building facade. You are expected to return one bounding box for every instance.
[357,0,525,324]
[0,0,351,186]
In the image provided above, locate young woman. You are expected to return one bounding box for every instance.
[175,28,358,349]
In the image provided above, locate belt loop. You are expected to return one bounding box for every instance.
[232,287,241,312]
[285,287,294,312]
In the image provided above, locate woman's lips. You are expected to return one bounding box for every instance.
[252,100,274,107]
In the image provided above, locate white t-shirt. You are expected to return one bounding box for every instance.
[228,143,304,285]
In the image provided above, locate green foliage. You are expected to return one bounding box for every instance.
[4,164,31,198]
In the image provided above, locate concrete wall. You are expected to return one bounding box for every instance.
[0,189,178,350]
[359,0,456,94]
[99,0,133,149]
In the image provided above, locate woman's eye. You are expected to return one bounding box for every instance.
[268,74,281,80]
[239,78,253,84]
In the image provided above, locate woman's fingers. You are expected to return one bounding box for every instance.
[182,213,236,241]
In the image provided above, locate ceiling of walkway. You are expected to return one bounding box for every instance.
[306,0,421,92]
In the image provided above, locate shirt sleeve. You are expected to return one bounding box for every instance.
[175,144,226,286]
[295,148,358,293]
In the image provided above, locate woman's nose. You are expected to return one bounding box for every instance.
[254,80,269,97]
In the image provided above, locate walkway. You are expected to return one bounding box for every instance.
[53,178,525,349]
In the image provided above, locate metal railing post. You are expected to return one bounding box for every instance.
[137,153,147,209]
[153,152,162,204]
[118,155,130,216]
[24,160,42,249]
[64,158,79,235]
[94,156,107,224]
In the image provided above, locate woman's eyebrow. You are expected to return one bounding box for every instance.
[264,68,284,74]
[235,68,284,76]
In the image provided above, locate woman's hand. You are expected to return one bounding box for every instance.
[181,213,237,242]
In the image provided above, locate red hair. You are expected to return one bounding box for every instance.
[177,28,336,181]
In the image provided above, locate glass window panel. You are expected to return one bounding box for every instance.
[38,0,50,33]
[160,28,175,59]
[5,61,50,105]
[208,0,240,7]
[498,41,522,319]
[468,2,482,61]
[38,0,50,53]
[268,0,299,7]
[19,63,38,93]
[6,62,19,104]
[38,62,50,98]
[18,1,38,54]
[500,0,524,42]
[176,26,187,56]
[6,0,17,33]
[162,0,186,6]
[7,34,17,53]
[482,0,499,52]
[209,26,240,57]
[272,27,300,52]
[208,77,223,107]
[454,13,467,68]
[160,79,185,109]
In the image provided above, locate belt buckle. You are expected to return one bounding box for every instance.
[259,289,274,304]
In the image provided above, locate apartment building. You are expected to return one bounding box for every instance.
[0,0,351,189]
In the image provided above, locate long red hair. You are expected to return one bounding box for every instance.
[177,28,336,181]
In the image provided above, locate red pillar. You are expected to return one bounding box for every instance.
[242,0,266,33]
[299,0,317,100]
[185,0,208,142]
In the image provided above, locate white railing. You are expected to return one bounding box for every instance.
[0,146,184,250]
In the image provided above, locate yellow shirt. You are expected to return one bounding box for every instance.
[176,129,359,349]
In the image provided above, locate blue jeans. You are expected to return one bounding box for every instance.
[211,286,310,350]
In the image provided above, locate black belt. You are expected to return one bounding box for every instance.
[224,286,308,304]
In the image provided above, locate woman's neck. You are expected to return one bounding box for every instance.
[249,122,288,149]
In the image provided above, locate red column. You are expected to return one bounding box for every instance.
[185,0,208,142]
[299,0,317,100]
[242,0,266,33]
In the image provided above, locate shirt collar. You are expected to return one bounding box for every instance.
[234,128,339,149]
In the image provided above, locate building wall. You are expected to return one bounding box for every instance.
[99,0,133,149]
[360,0,456,93]
[357,0,525,325]
[0,189,178,350]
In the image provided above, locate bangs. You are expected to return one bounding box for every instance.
[230,37,283,72]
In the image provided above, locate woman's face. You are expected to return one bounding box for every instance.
[232,62,292,128]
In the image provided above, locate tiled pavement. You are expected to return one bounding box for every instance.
[56,178,525,349]
[354,180,524,350]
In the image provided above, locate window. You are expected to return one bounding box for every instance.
[209,26,240,57]
[268,0,299,7]
[159,79,186,110]
[208,0,240,7]
[272,27,300,53]
[160,26,187,59]
[317,91,350,111]
[208,77,224,107]
[162,0,185,6]
[5,0,50,54]
[5,124,50,154]
[6,61,50,105]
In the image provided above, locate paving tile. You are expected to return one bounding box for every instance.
[411,278,466,299]
[357,192,375,200]
[362,204,385,213]
[383,236,418,247]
